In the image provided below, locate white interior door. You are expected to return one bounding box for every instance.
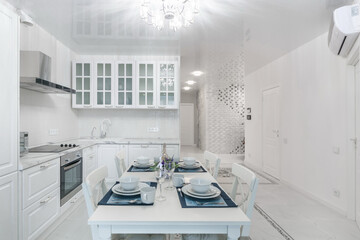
[355,62,360,229]
[180,103,195,146]
[262,87,280,179]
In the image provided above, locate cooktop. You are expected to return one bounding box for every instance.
[29,144,78,153]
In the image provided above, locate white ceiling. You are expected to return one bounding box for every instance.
[6,0,354,90]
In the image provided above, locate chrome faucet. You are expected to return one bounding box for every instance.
[91,127,97,139]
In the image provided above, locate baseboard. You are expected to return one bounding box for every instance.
[280,179,347,216]
[36,196,85,240]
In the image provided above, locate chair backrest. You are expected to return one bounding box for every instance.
[204,151,221,179]
[82,166,108,217]
[115,149,127,178]
[230,163,259,237]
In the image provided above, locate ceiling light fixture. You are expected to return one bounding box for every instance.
[183,86,191,91]
[140,0,199,31]
[191,71,203,76]
[186,80,196,85]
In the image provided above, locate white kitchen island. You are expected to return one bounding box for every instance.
[88,170,250,240]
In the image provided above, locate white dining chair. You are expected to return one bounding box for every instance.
[204,151,221,180]
[115,149,127,178]
[182,163,259,240]
[82,166,166,240]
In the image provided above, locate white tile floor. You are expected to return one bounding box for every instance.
[44,146,360,240]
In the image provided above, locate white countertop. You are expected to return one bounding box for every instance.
[19,137,180,170]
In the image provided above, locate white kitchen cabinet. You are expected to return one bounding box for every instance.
[137,62,156,108]
[72,62,93,108]
[115,61,135,108]
[164,145,180,158]
[128,144,161,166]
[83,145,98,180]
[22,188,60,240]
[0,172,18,240]
[22,159,60,209]
[95,62,114,108]
[157,62,179,109]
[0,2,18,176]
[97,145,125,181]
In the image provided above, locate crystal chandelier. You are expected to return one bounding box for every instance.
[140,0,199,31]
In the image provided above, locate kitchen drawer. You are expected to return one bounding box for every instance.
[22,159,60,209]
[83,145,97,156]
[22,188,60,240]
[60,189,83,215]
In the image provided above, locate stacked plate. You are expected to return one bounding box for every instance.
[181,184,221,199]
[112,182,149,196]
[178,162,201,169]
[133,162,153,169]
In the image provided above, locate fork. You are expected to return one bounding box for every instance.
[112,199,140,204]
[195,201,225,206]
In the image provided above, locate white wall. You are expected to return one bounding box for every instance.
[77,109,179,139]
[20,24,79,147]
[245,33,349,213]
[181,91,199,145]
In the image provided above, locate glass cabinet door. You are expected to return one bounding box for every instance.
[138,63,155,107]
[158,63,176,107]
[74,62,91,107]
[96,63,113,106]
[116,62,134,107]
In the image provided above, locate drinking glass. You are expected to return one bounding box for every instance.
[165,169,175,191]
[154,168,166,201]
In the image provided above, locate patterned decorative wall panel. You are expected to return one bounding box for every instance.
[197,46,245,154]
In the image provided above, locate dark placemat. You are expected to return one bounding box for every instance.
[175,165,207,173]
[127,165,155,172]
[176,183,237,208]
[98,181,157,206]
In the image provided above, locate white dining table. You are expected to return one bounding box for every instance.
[88,167,250,240]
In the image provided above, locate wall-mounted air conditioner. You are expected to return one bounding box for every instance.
[328,3,360,57]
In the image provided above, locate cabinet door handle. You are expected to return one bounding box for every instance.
[40,163,51,169]
[105,105,113,108]
[84,105,92,108]
[40,195,53,204]
[158,105,166,109]
[147,106,155,109]
[116,105,124,108]
[141,145,149,148]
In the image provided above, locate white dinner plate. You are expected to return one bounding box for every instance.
[185,185,219,197]
[112,182,149,195]
[133,162,153,169]
[178,163,201,169]
[181,185,221,199]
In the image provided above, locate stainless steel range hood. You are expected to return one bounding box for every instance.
[20,51,75,94]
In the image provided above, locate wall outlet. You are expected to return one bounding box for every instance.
[332,147,340,155]
[147,127,159,133]
[333,189,341,198]
[49,129,59,136]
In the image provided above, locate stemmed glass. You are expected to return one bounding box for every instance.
[154,168,166,201]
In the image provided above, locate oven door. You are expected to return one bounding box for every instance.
[60,158,83,206]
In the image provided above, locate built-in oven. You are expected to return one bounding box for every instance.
[60,150,83,206]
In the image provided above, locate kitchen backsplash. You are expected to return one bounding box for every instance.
[77,109,179,139]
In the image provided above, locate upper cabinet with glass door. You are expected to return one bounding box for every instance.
[115,62,134,108]
[158,62,178,109]
[137,62,155,108]
[95,62,113,107]
[72,62,92,108]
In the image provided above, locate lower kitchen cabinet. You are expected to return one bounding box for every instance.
[22,158,60,209]
[128,144,162,165]
[97,144,125,182]
[22,188,60,240]
[83,145,98,181]
[0,172,18,240]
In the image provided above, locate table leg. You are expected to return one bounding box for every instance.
[227,225,240,240]
[98,225,112,240]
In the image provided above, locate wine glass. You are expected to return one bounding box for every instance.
[154,168,166,201]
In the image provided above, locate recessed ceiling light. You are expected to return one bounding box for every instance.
[183,86,191,91]
[191,71,204,76]
[186,80,196,85]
